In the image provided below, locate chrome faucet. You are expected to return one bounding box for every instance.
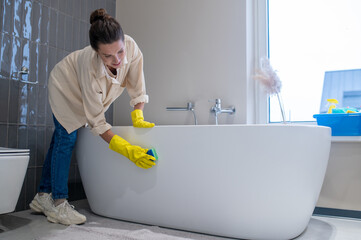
[166,102,198,125]
[210,99,235,125]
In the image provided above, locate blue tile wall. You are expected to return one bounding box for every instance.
[0,0,116,212]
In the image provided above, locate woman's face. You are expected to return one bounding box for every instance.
[97,39,126,70]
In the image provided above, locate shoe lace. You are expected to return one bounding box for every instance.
[61,201,77,214]
[64,201,73,208]
[45,194,54,203]
[39,193,54,207]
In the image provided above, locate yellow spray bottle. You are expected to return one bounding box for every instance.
[327,99,338,113]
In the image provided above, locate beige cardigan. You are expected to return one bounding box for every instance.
[48,35,149,135]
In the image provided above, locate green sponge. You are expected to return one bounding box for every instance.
[146,148,158,162]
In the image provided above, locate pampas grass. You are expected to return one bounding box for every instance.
[254,57,286,123]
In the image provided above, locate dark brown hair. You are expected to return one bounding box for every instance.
[89,9,124,51]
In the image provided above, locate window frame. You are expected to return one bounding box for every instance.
[254,0,269,124]
[255,0,316,125]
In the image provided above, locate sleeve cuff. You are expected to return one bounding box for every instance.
[90,123,112,136]
[130,95,149,107]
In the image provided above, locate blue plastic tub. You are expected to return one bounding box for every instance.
[313,113,361,136]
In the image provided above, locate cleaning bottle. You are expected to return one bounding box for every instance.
[327,99,338,113]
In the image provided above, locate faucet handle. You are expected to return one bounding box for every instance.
[209,99,222,109]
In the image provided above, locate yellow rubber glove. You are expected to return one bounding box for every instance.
[131,109,155,128]
[109,135,156,169]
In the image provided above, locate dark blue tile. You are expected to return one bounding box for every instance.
[64,16,72,52]
[98,0,107,10]
[31,0,41,42]
[28,84,38,125]
[80,0,87,22]
[86,0,95,20]
[47,46,57,79]
[50,0,59,10]
[0,33,12,78]
[22,0,32,40]
[8,80,20,124]
[36,126,46,167]
[79,21,89,49]
[71,18,80,51]
[0,77,9,123]
[59,0,67,13]
[48,8,57,47]
[7,125,18,148]
[0,0,94,212]
[65,0,73,17]
[27,126,37,167]
[0,0,4,33]
[45,92,53,126]
[56,48,66,62]
[40,5,50,44]
[38,44,48,86]
[15,177,26,211]
[3,0,14,35]
[72,0,81,19]
[17,125,27,149]
[0,124,7,147]
[21,39,30,83]
[35,166,43,193]
[43,0,51,7]
[57,12,65,50]
[14,0,23,38]
[45,126,53,151]
[25,168,36,207]
[37,85,47,124]
[18,83,28,124]
[10,36,22,80]
[29,42,39,85]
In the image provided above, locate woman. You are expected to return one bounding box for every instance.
[29,9,155,225]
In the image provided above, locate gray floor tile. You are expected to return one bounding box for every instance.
[1,200,361,240]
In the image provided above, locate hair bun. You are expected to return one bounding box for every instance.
[90,9,110,24]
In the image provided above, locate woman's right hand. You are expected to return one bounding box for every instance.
[109,135,156,169]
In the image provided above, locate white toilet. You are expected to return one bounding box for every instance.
[0,147,29,214]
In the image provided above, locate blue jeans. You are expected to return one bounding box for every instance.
[38,115,78,200]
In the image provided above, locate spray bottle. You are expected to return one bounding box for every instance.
[326,99,338,113]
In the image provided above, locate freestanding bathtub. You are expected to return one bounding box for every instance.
[76,124,331,240]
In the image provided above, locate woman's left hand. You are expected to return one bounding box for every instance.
[131,109,155,128]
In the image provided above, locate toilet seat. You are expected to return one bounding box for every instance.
[0,147,30,156]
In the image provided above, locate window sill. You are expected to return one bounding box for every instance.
[268,122,361,142]
[332,136,361,142]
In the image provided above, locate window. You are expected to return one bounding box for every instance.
[268,0,361,122]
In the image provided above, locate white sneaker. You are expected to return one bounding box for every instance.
[29,193,54,215]
[46,200,86,225]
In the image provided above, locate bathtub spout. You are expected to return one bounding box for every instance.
[166,102,198,125]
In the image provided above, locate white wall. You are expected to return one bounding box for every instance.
[114,0,255,126]
[114,0,361,213]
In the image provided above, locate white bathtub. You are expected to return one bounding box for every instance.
[76,124,331,240]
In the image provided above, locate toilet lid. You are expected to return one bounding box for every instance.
[0,147,30,156]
